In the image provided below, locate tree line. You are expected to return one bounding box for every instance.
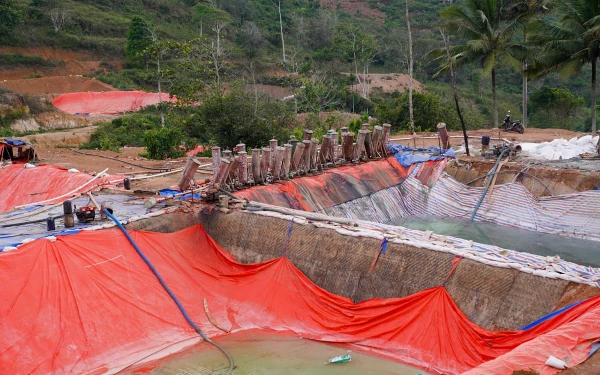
[431,0,600,132]
[80,0,600,158]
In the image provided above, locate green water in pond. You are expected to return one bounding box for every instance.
[128,331,429,375]
[391,216,600,268]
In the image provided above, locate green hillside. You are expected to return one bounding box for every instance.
[1,0,595,153]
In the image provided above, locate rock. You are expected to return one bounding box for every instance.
[11,118,40,133]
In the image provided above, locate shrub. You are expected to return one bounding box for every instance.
[82,113,162,150]
[143,127,183,160]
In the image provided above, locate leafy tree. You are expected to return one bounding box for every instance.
[333,23,378,100]
[529,86,585,129]
[296,72,346,115]
[431,0,531,128]
[144,127,183,160]
[125,16,152,67]
[0,0,23,37]
[185,84,295,149]
[164,38,227,103]
[238,22,264,59]
[530,0,600,132]
[375,91,455,133]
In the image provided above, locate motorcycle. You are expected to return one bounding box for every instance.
[503,113,524,134]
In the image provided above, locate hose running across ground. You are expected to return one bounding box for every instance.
[71,148,171,171]
[104,209,235,374]
[469,148,509,221]
[465,170,554,196]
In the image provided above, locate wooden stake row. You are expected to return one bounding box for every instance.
[212,123,392,189]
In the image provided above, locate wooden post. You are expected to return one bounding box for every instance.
[214,159,231,188]
[354,130,367,161]
[238,151,248,184]
[269,139,278,171]
[273,146,284,178]
[303,129,313,141]
[372,126,383,157]
[382,124,391,155]
[343,132,355,161]
[289,136,298,156]
[320,135,331,165]
[178,157,201,191]
[310,138,319,170]
[251,149,261,184]
[260,147,270,180]
[211,146,221,181]
[282,144,292,178]
[300,139,312,173]
[330,131,339,163]
[228,155,240,182]
[291,141,305,174]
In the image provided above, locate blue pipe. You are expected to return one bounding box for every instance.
[469,148,509,221]
[104,209,235,374]
[519,300,583,330]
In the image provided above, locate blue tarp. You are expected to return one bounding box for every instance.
[3,139,28,147]
[159,188,201,200]
[387,143,456,167]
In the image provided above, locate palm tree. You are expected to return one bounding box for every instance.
[503,1,550,129]
[434,0,531,128]
[530,0,600,133]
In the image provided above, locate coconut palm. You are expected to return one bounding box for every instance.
[503,1,550,129]
[432,0,532,128]
[530,0,600,132]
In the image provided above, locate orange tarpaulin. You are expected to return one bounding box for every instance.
[52,91,175,115]
[1,225,599,374]
[235,157,414,211]
[0,164,117,213]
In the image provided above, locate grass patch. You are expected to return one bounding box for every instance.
[0,53,64,68]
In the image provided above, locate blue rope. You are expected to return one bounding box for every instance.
[280,218,294,256]
[104,209,235,374]
[380,239,391,280]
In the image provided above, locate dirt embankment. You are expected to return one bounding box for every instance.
[343,73,425,97]
[320,0,385,22]
[0,75,115,96]
[0,46,120,81]
[390,128,588,148]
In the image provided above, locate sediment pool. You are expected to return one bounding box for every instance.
[392,215,600,267]
[127,331,429,375]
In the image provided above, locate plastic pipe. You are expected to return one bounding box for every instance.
[104,209,235,374]
[465,170,554,196]
[469,148,509,221]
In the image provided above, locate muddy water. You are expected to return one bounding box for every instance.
[392,216,600,267]
[127,331,429,375]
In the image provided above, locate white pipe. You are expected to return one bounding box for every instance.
[129,168,184,181]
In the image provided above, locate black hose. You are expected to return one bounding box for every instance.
[105,209,235,374]
[465,170,554,196]
[70,148,171,171]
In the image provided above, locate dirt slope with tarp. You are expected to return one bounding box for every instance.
[0,164,119,213]
[2,225,600,375]
[52,91,175,115]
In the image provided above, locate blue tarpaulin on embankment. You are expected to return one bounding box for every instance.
[387,143,455,167]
